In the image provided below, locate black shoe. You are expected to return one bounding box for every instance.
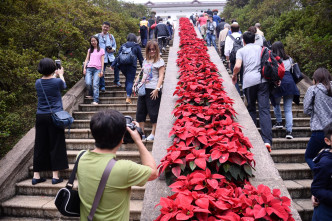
[273,122,283,129]
[286,131,293,139]
[100,88,106,93]
[32,178,46,185]
[52,178,63,185]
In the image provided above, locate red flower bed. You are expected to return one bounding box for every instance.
[155,18,294,221]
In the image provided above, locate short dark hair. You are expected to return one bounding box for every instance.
[324,122,332,139]
[158,17,163,22]
[213,12,217,15]
[243,31,255,44]
[221,17,225,22]
[248,26,257,34]
[103,21,110,27]
[230,23,240,32]
[127,33,137,43]
[90,110,126,150]
[38,58,56,76]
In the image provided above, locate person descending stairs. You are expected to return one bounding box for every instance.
[0,46,170,220]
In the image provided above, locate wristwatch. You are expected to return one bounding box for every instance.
[156,87,160,91]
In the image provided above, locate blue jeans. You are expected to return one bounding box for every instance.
[305,131,330,169]
[149,29,154,40]
[273,95,293,132]
[231,63,243,96]
[120,65,136,97]
[99,63,120,90]
[140,29,148,47]
[85,67,100,103]
[205,33,217,50]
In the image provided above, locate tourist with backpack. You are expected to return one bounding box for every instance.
[140,17,149,48]
[111,33,143,104]
[154,17,170,56]
[224,22,243,95]
[83,36,105,105]
[232,31,273,152]
[205,15,217,50]
[218,23,230,61]
[270,41,300,139]
[303,68,332,169]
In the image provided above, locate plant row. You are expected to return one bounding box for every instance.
[155,18,294,221]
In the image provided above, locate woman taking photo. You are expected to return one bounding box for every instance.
[304,68,332,169]
[33,58,68,185]
[83,36,105,105]
[271,41,300,139]
[134,40,165,141]
[112,33,143,104]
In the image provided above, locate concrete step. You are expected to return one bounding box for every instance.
[284,179,311,199]
[65,139,153,151]
[79,103,137,112]
[275,163,312,180]
[16,179,145,200]
[256,117,310,128]
[255,110,309,118]
[90,90,127,97]
[65,128,152,139]
[1,195,142,220]
[73,110,138,119]
[293,198,313,221]
[272,137,310,149]
[260,127,311,138]
[70,119,153,129]
[270,149,305,163]
[84,97,138,104]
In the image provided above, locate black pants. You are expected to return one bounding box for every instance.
[244,83,273,144]
[157,37,167,53]
[136,89,162,124]
[33,114,68,172]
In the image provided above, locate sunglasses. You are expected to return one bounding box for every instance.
[148,48,156,52]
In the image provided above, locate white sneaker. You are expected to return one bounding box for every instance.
[91,102,98,105]
[162,47,166,52]
[141,135,146,141]
[146,134,154,141]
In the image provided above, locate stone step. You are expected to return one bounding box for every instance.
[66,150,144,164]
[284,179,311,199]
[272,137,310,149]
[1,195,142,220]
[260,127,311,138]
[256,110,309,118]
[65,139,153,151]
[270,149,305,163]
[293,198,313,221]
[65,128,152,139]
[84,97,139,104]
[16,179,145,200]
[79,103,137,112]
[73,111,138,119]
[70,119,153,129]
[257,117,310,127]
[275,163,312,180]
[91,90,127,97]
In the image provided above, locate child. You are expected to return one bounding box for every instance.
[83,36,105,105]
[311,122,332,221]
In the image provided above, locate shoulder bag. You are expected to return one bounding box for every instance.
[54,151,117,220]
[134,70,146,96]
[39,79,74,130]
[290,58,304,84]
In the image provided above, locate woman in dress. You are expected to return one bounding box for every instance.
[304,68,332,169]
[32,58,68,185]
[83,36,105,105]
[134,40,165,141]
[271,41,300,139]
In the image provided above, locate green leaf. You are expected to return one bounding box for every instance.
[243,164,253,176]
[180,163,186,171]
[189,161,196,171]
[223,163,230,172]
[229,165,241,180]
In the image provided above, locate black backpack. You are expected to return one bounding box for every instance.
[229,35,243,64]
[118,45,135,65]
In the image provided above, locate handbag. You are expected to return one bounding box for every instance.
[151,20,157,30]
[39,79,74,130]
[55,151,117,220]
[134,70,146,96]
[290,59,303,84]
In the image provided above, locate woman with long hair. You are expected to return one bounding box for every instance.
[33,58,68,185]
[112,33,143,104]
[83,36,105,105]
[133,40,165,141]
[304,68,332,169]
[271,41,300,139]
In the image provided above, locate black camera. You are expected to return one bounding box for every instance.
[55,60,61,70]
[123,116,144,144]
[106,46,112,52]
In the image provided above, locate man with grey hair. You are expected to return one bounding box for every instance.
[218,23,230,60]
[255,23,264,36]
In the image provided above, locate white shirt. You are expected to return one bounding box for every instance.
[224,32,242,57]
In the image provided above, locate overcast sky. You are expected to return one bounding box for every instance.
[122,0,222,3]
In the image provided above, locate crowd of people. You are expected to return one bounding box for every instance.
[30,13,332,220]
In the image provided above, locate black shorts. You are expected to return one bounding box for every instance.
[136,88,162,124]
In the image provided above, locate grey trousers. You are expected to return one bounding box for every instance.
[244,82,273,144]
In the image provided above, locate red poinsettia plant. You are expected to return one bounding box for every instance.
[154,18,294,221]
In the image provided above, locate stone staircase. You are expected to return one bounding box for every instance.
[0,47,170,220]
[225,62,312,221]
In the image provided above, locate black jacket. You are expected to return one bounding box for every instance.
[112,42,143,68]
[155,22,170,38]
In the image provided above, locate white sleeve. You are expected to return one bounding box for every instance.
[224,36,232,57]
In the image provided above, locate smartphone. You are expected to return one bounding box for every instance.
[55,60,61,70]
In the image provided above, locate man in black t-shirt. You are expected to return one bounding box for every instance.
[148,16,155,40]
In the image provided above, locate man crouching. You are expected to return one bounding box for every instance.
[77,109,157,220]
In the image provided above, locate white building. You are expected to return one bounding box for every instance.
[142,0,226,21]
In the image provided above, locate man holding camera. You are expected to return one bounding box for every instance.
[205,15,217,51]
[95,22,121,91]
[77,109,157,220]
